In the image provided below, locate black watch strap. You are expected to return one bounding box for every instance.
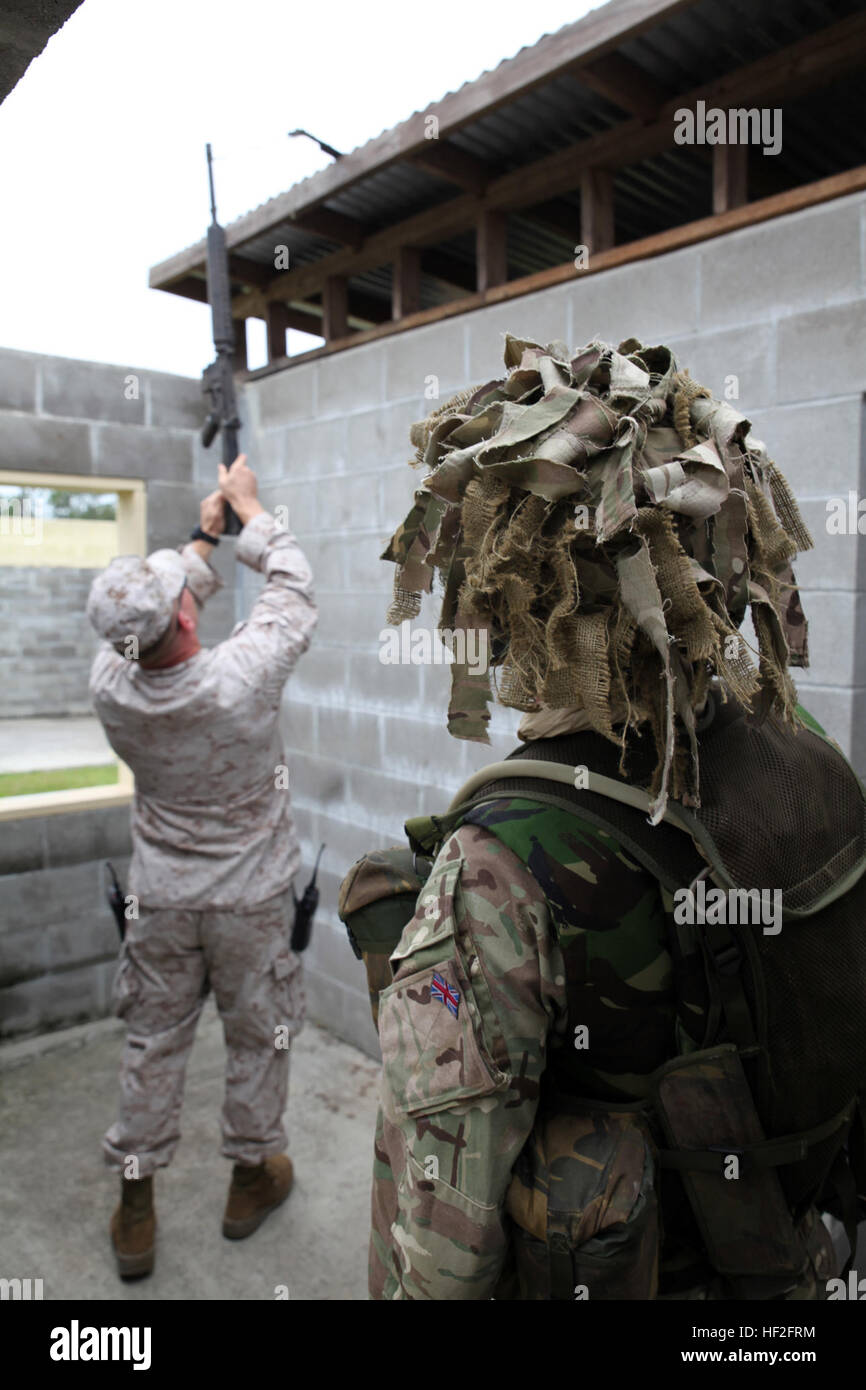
[190,525,220,547]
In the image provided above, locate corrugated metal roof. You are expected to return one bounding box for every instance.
[221,0,863,242]
[153,0,866,331]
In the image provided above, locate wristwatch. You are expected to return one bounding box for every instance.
[190,525,220,547]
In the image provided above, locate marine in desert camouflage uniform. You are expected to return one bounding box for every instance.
[366,334,840,1300]
[87,457,317,1277]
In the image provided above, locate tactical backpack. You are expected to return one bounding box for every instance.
[339,694,866,1300]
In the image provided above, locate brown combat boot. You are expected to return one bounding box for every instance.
[110,1175,155,1279]
[222,1155,294,1239]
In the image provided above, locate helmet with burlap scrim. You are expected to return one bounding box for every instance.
[380,334,812,823]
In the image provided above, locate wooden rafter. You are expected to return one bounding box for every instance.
[266,302,290,361]
[322,276,348,340]
[392,246,422,319]
[580,168,614,254]
[476,209,507,292]
[410,140,490,193]
[575,52,671,119]
[713,144,748,214]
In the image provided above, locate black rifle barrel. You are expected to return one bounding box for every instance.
[201,143,242,536]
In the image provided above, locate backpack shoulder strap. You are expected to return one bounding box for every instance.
[445,759,693,829]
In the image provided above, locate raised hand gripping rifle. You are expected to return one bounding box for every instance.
[201,142,242,536]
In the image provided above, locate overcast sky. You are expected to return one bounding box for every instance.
[1,0,596,379]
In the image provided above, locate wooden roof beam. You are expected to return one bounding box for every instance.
[576,52,671,119]
[288,206,368,248]
[409,140,491,193]
[228,254,276,288]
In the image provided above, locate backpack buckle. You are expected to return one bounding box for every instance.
[708,938,741,977]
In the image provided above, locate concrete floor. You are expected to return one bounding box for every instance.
[0,1004,381,1300]
[0,716,113,772]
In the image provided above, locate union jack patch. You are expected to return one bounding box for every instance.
[430,971,460,1018]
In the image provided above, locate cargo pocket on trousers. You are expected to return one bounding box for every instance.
[272,949,305,1042]
[111,946,139,1022]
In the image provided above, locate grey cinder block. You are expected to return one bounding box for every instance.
[567,249,701,357]
[94,424,193,483]
[794,590,866,687]
[0,413,92,474]
[746,397,862,502]
[468,289,573,378]
[317,344,384,419]
[666,324,774,411]
[41,358,146,426]
[0,349,37,412]
[42,805,132,869]
[699,198,862,331]
[146,370,202,430]
[0,818,46,875]
[347,647,424,716]
[777,300,866,404]
[383,318,471,404]
[310,592,383,649]
[0,861,105,933]
[318,706,381,768]
[255,360,318,428]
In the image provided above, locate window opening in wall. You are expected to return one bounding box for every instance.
[0,471,144,817]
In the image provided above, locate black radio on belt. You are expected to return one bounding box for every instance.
[104,861,127,942]
[291,844,325,952]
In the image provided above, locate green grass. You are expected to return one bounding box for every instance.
[0,763,119,797]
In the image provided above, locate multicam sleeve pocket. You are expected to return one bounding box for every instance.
[378,859,509,1117]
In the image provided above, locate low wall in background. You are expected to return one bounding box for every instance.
[0,806,130,1037]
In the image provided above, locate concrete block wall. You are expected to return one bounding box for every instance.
[0,807,131,1038]
[0,566,98,716]
[243,188,866,1057]
[0,349,237,1038]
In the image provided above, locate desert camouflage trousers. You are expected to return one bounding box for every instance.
[103,892,305,1176]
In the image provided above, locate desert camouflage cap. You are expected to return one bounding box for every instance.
[87,550,187,649]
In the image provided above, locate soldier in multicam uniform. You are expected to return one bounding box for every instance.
[361,334,862,1301]
[87,457,317,1278]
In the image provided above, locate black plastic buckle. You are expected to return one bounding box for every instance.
[709,940,741,977]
